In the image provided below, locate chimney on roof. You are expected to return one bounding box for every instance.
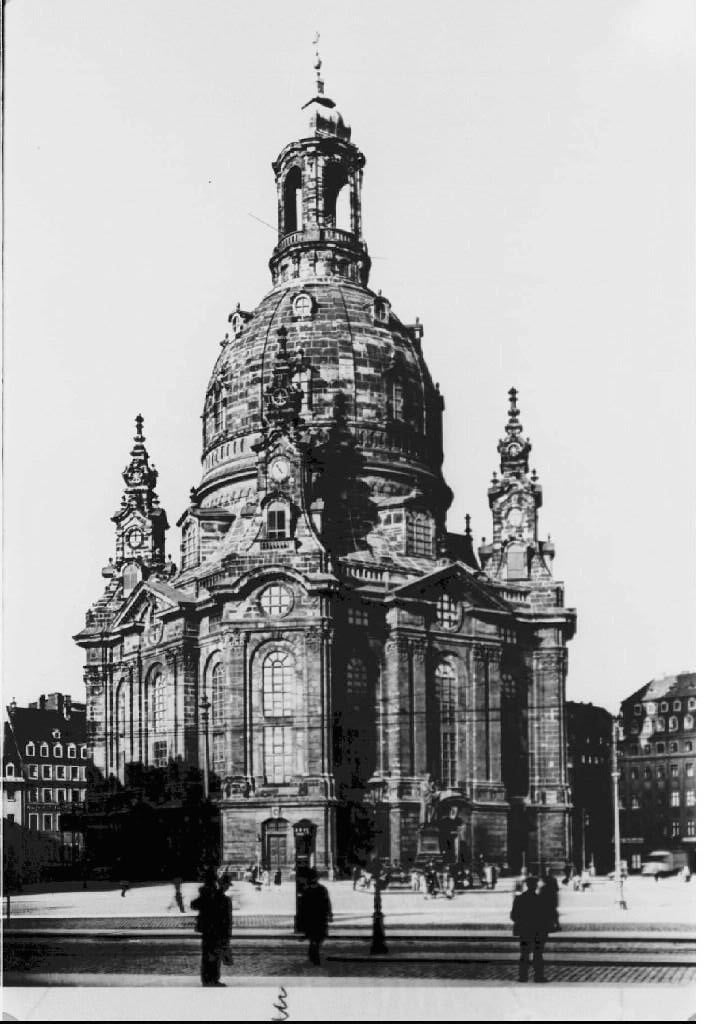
[39,695,46,710]
[64,695,72,718]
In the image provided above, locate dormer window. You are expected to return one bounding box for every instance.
[267,502,288,541]
[53,744,63,758]
[6,764,15,777]
[40,743,49,758]
[67,744,77,759]
[373,295,391,324]
[506,543,527,581]
[26,742,35,757]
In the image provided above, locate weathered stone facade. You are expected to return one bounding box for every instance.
[75,67,576,876]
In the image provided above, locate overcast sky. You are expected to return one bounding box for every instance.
[4,0,694,713]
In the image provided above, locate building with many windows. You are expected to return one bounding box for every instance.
[4,693,88,876]
[74,64,576,877]
[618,672,696,871]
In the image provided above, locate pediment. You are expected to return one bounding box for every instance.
[111,580,189,631]
[391,562,511,614]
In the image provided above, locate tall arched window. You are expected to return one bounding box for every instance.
[262,650,294,784]
[148,670,166,733]
[263,651,294,717]
[323,163,351,231]
[283,166,303,234]
[211,662,225,728]
[347,658,367,701]
[435,661,458,789]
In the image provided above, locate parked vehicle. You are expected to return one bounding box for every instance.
[640,850,688,877]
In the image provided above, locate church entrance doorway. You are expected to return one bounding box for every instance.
[263,818,290,871]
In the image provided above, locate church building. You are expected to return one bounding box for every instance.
[75,59,576,877]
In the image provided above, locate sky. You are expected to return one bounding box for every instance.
[3,0,694,714]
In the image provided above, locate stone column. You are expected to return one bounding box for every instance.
[409,638,428,776]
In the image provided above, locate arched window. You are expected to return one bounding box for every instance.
[263,651,294,718]
[668,716,678,732]
[148,670,167,733]
[6,764,14,777]
[435,661,457,789]
[323,163,351,231]
[267,501,289,541]
[347,657,367,699]
[656,717,665,732]
[211,662,226,728]
[283,166,303,234]
[40,743,49,758]
[53,744,63,758]
[684,714,694,730]
[506,543,527,581]
[67,744,77,759]
[25,742,35,757]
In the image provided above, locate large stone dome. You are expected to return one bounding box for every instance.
[197,278,447,516]
[192,77,451,543]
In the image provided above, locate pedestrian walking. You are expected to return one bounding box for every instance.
[190,867,228,987]
[681,864,691,883]
[298,869,333,966]
[274,869,282,889]
[172,876,185,913]
[352,864,361,891]
[510,876,554,983]
[120,879,131,897]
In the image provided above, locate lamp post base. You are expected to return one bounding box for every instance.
[370,910,388,955]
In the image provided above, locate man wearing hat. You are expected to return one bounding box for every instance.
[510,875,554,982]
[298,869,333,966]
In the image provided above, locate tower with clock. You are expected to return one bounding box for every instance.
[76,55,576,880]
[110,414,169,582]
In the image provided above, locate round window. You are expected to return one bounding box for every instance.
[293,293,313,318]
[260,584,293,617]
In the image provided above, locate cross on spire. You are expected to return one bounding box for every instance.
[313,31,324,95]
[135,413,145,442]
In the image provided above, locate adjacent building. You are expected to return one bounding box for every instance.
[618,672,696,871]
[4,693,89,877]
[74,63,577,877]
[565,701,613,874]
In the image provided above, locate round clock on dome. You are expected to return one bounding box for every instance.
[269,457,291,483]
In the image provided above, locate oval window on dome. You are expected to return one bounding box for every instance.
[260,584,293,618]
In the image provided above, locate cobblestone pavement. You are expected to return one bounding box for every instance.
[4,936,695,983]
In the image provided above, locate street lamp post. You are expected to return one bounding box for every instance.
[370,856,388,955]
[200,695,211,800]
[611,715,628,910]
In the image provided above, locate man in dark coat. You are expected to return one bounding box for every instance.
[191,867,229,987]
[540,870,560,932]
[298,869,333,965]
[510,875,554,982]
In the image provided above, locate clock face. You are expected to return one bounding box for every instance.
[126,527,144,549]
[507,442,521,457]
[271,387,289,408]
[269,457,291,483]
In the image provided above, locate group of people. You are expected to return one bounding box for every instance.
[242,864,283,890]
